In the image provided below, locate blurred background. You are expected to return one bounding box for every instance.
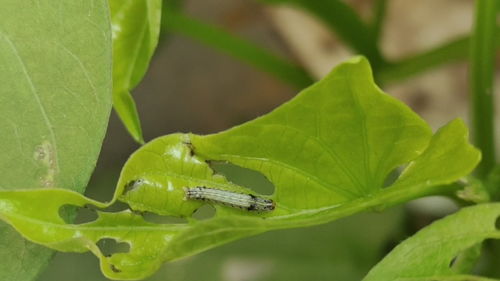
[39,0,499,280]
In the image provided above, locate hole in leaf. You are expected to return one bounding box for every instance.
[74,205,99,224]
[123,179,145,194]
[192,204,216,220]
[382,166,404,188]
[110,264,122,273]
[210,162,275,196]
[58,205,79,224]
[97,238,130,257]
[59,205,98,224]
[449,242,483,274]
[475,239,500,277]
[142,212,188,224]
[449,256,457,268]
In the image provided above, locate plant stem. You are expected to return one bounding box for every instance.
[470,0,497,179]
[377,28,500,84]
[162,11,314,89]
[371,0,388,44]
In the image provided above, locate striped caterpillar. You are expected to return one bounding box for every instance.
[184,187,275,212]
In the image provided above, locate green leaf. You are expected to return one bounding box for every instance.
[38,208,405,281]
[162,10,313,89]
[0,1,112,280]
[0,57,480,280]
[110,0,162,144]
[165,208,405,281]
[362,204,500,281]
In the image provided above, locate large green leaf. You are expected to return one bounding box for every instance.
[0,57,480,280]
[0,1,112,280]
[363,204,500,281]
[110,0,162,144]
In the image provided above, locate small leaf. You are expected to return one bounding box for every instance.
[362,204,500,281]
[0,0,112,280]
[110,0,162,144]
[0,57,480,280]
[112,90,144,144]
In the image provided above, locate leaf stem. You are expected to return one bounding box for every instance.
[470,0,497,179]
[377,28,500,84]
[371,0,388,44]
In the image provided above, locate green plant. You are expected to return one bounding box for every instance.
[0,1,498,281]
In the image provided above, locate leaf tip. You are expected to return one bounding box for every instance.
[440,118,482,172]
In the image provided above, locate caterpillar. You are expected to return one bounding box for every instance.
[184,187,275,212]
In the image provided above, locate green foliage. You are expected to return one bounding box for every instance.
[363,204,500,281]
[39,208,405,281]
[0,1,112,280]
[110,0,162,144]
[0,57,480,280]
[156,208,405,281]
[0,0,497,280]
